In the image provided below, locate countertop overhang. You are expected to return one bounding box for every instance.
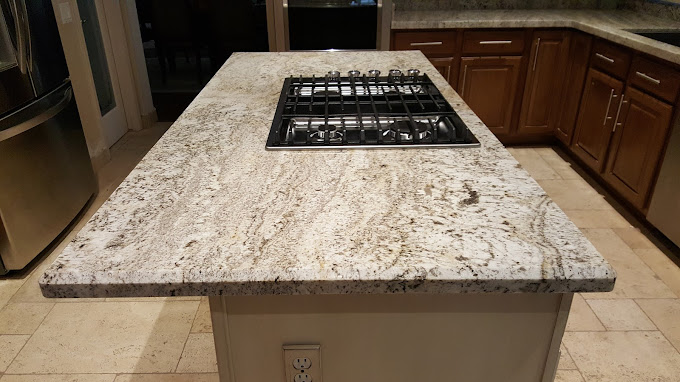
[40,51,615,298]
[393,10,680,66]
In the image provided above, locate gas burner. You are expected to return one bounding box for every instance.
[314,125,341,140]
[267,71,480,149]
[385,121,430,141]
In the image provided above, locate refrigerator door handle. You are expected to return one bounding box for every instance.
[0,86,71,142]
[9,0,29,74]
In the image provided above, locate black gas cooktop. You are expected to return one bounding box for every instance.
[266,69,480,149]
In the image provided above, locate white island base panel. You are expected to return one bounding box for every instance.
[209,293,573,382]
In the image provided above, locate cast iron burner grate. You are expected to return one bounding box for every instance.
[266,70,480,149]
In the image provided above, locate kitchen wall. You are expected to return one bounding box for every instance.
[393,0,620,11]
[619,0,680,21]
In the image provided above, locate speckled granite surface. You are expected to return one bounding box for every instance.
[621,0,680,22]
[393,10,680,65]
[40,51,615,298]
[394,0,617,11]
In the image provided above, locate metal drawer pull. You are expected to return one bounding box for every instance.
[461,65,468,98]
[479,40,513,45]
[636,71,661,85]
[595,53,615,64]
[410,41,443,46]
[603,89,615,125]
[612,94,626,133]
[533,37,541,72]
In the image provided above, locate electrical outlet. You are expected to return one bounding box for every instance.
[294,373,313,382]
[293,357,312,370]
[283,345,322,382]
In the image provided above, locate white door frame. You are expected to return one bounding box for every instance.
[51,0,154,170]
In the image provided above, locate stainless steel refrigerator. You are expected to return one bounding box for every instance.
[0,0,96,274]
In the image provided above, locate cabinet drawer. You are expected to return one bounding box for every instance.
[462,30,525,55]
[392,31,457,55]
[590,40,631,79]
[629,56,680,103]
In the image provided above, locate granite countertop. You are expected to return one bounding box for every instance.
[40,51,615,298]
[393,10,680,65]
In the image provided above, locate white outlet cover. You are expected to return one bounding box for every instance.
[283,345,322,382]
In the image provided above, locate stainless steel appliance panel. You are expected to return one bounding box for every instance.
[0,0,34,115]
[271,0,391,51]
[0,81,96,272]
[647,118,680,247]
[18,0,69,96]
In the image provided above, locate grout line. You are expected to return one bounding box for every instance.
[172,304,201,373]
[633,299,680,355]
[576,292,608,330]
[3,302,57,374]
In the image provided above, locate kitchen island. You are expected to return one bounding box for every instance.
[40,51,615,382]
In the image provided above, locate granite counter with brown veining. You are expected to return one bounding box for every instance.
[393,10,680,65]
[39,51,615,298]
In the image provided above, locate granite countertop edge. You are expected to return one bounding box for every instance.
[38,51,617,298]
[392,10,680,65]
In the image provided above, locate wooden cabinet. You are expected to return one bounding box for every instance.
[555,32,593,145]
[571,69,624,172]
[428,57,456,87]
[457,56,522,135]
[603,87,673,209]
[392,31,457,55]
[517,31,571,135]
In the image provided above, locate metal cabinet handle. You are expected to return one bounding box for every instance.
[532,37,541,71]
[603,89,615,125]
[595,53,615,64]
[461,65,468,98]
[612,94,626,133]
[635,71,661,85]
[479,40,512,45]
[410,41,443,46]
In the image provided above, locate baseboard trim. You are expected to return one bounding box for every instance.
[141,108,158,130]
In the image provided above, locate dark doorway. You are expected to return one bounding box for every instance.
[136,0,269,121]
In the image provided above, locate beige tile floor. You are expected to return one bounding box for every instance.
[1,128,680,381]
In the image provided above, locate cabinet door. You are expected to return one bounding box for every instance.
[517,31,571,135]
[603,87,673,210]
[555,32,592,145]
[458,56,522,135]
[428,57,456,88]
[571,69,624,172]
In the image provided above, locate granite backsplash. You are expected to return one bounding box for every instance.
[393,0,620,11]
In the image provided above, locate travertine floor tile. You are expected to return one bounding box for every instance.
[613,227,657,250]
[507,148,561,180]
[0,303,54,334]
[175,333,218,373]
[104,297,201,302]
[114,374,219,382]
[633,248,680,298]
[0,335,29,372]
[636,299,680,353]
[581,229,676,299]
[0,375,115,382]
[587,299,656,331]
[537,179,612,210]
[563,331,680,382]
[7,301,198,374]
[191,297,212,333]
[566,294,605,331]
[554,369,585,382]
[0,280,25,312]
[558,343,576,370]
[562,209,631,229]
[534,147,582,180]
